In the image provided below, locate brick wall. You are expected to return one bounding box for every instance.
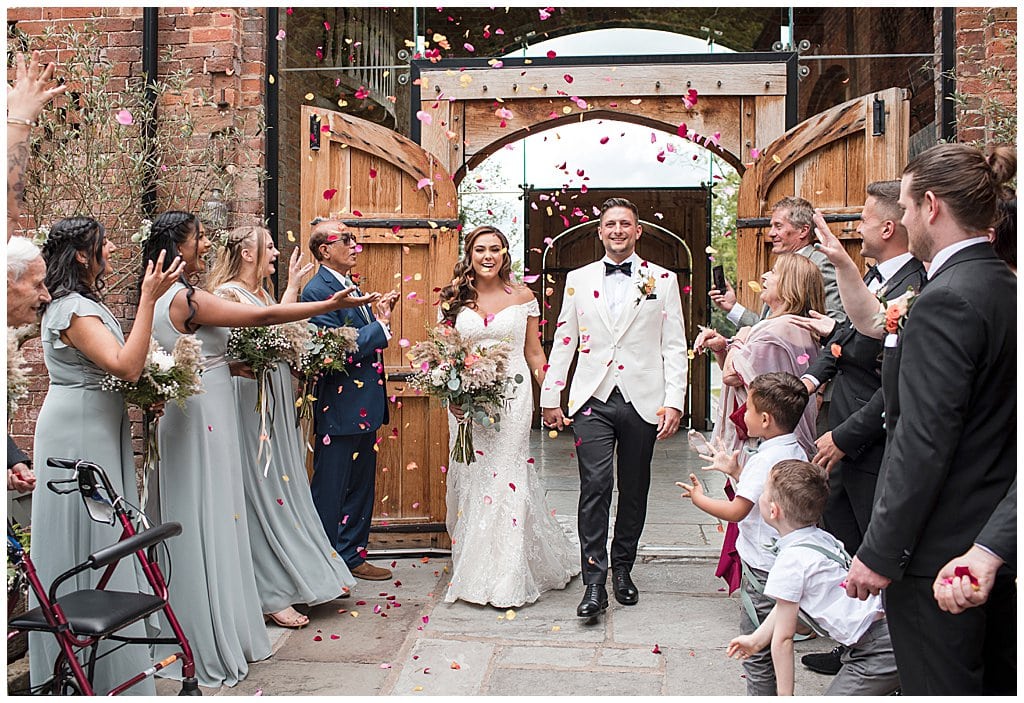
[954,7,1017,145]
[7,7,266,462]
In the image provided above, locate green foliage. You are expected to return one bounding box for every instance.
[17,22,265,287]
[709,163,740,335]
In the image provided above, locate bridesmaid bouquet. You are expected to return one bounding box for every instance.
[407,325,522,465]
[226,325,294,475]
[293,324,360,425]
[101,336,203,507]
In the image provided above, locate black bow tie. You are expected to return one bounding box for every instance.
[864,265,882,285]
[604,261,632,277]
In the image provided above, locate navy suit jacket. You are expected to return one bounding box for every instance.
[301,266,389,436]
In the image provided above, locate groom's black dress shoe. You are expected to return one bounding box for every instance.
[612,570,639,605]
[576,584,609,617]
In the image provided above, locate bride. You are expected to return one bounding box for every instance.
[438,225,579,608]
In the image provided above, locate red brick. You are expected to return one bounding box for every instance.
[191,26,236,43]
[168,12,212,29]
[104,46,141,64]
[205,56,237,74]
[107,31,141,48]
[7,8,42,20]
[101,18,136,31]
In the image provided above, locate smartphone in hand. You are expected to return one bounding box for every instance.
[712,265,727,292]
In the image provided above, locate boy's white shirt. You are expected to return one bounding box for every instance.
[733,433,806,572]
[763,525,885,646]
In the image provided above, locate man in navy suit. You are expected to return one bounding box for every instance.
[301,218,398,581]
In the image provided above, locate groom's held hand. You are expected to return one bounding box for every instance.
[656,406,681,440]
[542,407,572,431]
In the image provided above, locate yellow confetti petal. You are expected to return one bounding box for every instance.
[551,625,561,632]
[772,154,782,164]
[548,430,558,439]
[268,74,275,84]
[566,287,575,296]
[282,475,289,482]
[287,230,296,242]
[304,93,315,101]
[687,349,696,360]
[705,246,718,255]
[748,281,763,293]
[505,609,517,620]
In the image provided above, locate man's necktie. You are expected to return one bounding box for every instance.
[604,261,632,276]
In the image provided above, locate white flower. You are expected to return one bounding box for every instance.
[151,350,175,372]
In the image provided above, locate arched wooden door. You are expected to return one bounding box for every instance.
[734,87,910,309]
[299,106,459,550]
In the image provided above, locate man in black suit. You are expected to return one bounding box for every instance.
[798,181,926,675]
[845,144,1016,695]
[802,181,926,553]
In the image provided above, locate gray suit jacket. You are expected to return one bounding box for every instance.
[734,244,847,327]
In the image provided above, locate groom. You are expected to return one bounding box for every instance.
[541,197,688,618]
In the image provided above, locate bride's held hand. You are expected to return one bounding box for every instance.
[449,404,466,421]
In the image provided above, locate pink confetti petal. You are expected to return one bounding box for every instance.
[796,353,810,365]
[115,109,133,126]
[323,434,331,445]
[416,178,431,190]
[483,495,493,505]
[415,110,433,125]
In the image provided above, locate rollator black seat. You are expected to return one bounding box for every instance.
[10,590,165,637]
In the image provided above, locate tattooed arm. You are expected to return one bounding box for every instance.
[7,51,65,239]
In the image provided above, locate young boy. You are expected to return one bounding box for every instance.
[726,460,900,696]
[678,372,810,695]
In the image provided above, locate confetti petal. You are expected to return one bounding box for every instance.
[415,110,433,125]
[323,188,338,201]
[115,109,134,126]
[796,353,810,365]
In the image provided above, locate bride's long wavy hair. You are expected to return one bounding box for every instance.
[438,225,512,325]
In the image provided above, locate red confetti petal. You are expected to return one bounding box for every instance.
[546,50,557,59]
[563,74,574,84]
[323,188,338,200]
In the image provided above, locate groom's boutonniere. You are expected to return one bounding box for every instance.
[635,263,657,304]
[875,286,918,345]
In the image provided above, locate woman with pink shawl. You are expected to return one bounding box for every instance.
[692,253,826,591]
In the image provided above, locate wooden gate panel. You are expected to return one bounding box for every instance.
[300,106,457,550]
[736,88,909,311]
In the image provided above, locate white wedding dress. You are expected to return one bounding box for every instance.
[444,298,580,607]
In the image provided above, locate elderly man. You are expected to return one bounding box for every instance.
[7,235,50,492]
[711,196,846,326]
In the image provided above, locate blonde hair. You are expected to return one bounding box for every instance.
[206,226,274,296]
[770,253,825,317]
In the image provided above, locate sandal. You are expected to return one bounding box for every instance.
[265,607,309,629]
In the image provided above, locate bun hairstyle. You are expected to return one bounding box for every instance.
[40,216,107,308]
[903,143,1017,234]
[140,211,201,331]
[206,225,272,295]
[437,225,512,325]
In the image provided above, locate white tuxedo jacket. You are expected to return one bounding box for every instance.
[540,259,688,424]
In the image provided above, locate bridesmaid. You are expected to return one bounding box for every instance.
[31,217,183,694]
[206,226,356,629]
[139,212,375,688]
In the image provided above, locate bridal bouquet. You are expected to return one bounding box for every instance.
[101,336,203,507]
[407,325,522,465]
[294,324,360,425]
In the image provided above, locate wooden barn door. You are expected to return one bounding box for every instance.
[734,88,910,310]
[299,106,459,551]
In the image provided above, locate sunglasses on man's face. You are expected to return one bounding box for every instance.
[325,233,358,247]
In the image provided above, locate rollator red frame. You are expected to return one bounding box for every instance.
[7,457,200,696]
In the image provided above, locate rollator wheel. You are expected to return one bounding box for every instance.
[50,656,85,696]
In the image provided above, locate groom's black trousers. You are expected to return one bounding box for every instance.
[571,388,658,585]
